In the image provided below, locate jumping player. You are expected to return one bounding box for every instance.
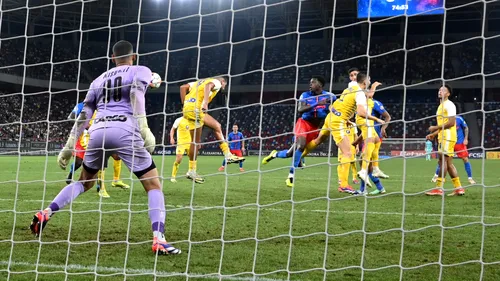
[180,77,245,184]
[219,124,245,172]
[370,99,391,178]
[31,40,181,255]
[262,76,334,187]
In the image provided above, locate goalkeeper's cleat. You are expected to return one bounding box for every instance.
[186,171,205,184]
[112,180,130,189]
[447,188,465,196]
[98,188,110,198]
[468,177,476,184]
[431,174,438,183]
[226,155,245,164]
[353,179,360,184]
[262,150,277,165]
[285,177,294,188]
[372,168,389,179]
[239,168,245,172]
[425,188,443,196]
[369,189,386,195]
[170,178,177,183]
[218,166,225,172]
[152,237,182,255]
[30,210,50,236]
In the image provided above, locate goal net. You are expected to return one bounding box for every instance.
[1,0,499,280]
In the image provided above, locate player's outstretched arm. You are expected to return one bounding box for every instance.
[180,83,190,104]
[58,100,96,170]
[202,82,215,112]
[131,68,156,153]
[381,111,391,137]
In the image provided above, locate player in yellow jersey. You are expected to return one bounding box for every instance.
[355,83,383,183]
[180,77,245,183]
[169,116,192,183]
[337,123,359,185]
[300,72,385,193]
[425,85,464,196]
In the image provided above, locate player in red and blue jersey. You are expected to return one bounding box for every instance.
[370,99,391,178]
[262,75,335,187]
[432,115,475,184]
[219,124,245,172]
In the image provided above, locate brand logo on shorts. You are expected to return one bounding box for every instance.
[94,115,128,124]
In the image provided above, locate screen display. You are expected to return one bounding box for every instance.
[358,0,444,18]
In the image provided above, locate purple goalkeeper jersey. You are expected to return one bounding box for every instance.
[84,65,152,135]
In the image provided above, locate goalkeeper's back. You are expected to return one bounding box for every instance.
[86,64,152,134]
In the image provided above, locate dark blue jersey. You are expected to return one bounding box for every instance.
[299,90,335,121]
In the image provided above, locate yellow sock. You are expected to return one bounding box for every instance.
[340,157,351,187]
[350,162,357,180]
[172,162,180,177]
[220,142,230,156]
[372,142,381,169]
[337,161,342,182]
[113,159,121,181]
[362,142,375,171]
[302,141,318,158]
[98,170,105,188]
[451,177,462,188]
[436,177,444,188]
[188,160,197,172]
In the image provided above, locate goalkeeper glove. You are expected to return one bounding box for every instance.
[137,115,156,154]
[58,135,76,170]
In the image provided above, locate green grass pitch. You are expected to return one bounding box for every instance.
[0,155,499,281]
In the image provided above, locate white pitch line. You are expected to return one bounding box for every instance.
[1,198,500,220]
[0,261,290,281]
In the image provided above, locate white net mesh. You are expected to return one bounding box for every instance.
[1,0,500,280]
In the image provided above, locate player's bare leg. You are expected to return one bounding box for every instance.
[358,135,377,182]
[31,167,98,236]
[171,153,184,183]
[66,156,83,184]
[461,156,475,184]
[446,156,465,196]
[139,168,181,255]
[111,154,129,189]
[186,125,205,184]
[203,114,244,164]
[427,153,453,196]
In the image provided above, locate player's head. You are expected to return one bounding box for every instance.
[356,72,370,89]
[348,67,359,82]
[438,85,452,100]
[310,75,325,92]
[215,77,227,90]
[232,124,238,132]
[112,40,136,65]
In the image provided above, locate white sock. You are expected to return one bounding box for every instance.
[288,173,294,179]
[44,208,53,217]
[154,231,165,241]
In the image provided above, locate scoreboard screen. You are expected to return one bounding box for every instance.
[358,0,444,18]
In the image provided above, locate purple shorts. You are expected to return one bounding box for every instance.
[83,127,152,173]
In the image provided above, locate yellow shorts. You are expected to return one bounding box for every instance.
[176,134,191,155]
[338,146,356,162]
[438,138,456,157]
[321,113,348,145]
[183,107,204,129]
[356,120,377,140]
